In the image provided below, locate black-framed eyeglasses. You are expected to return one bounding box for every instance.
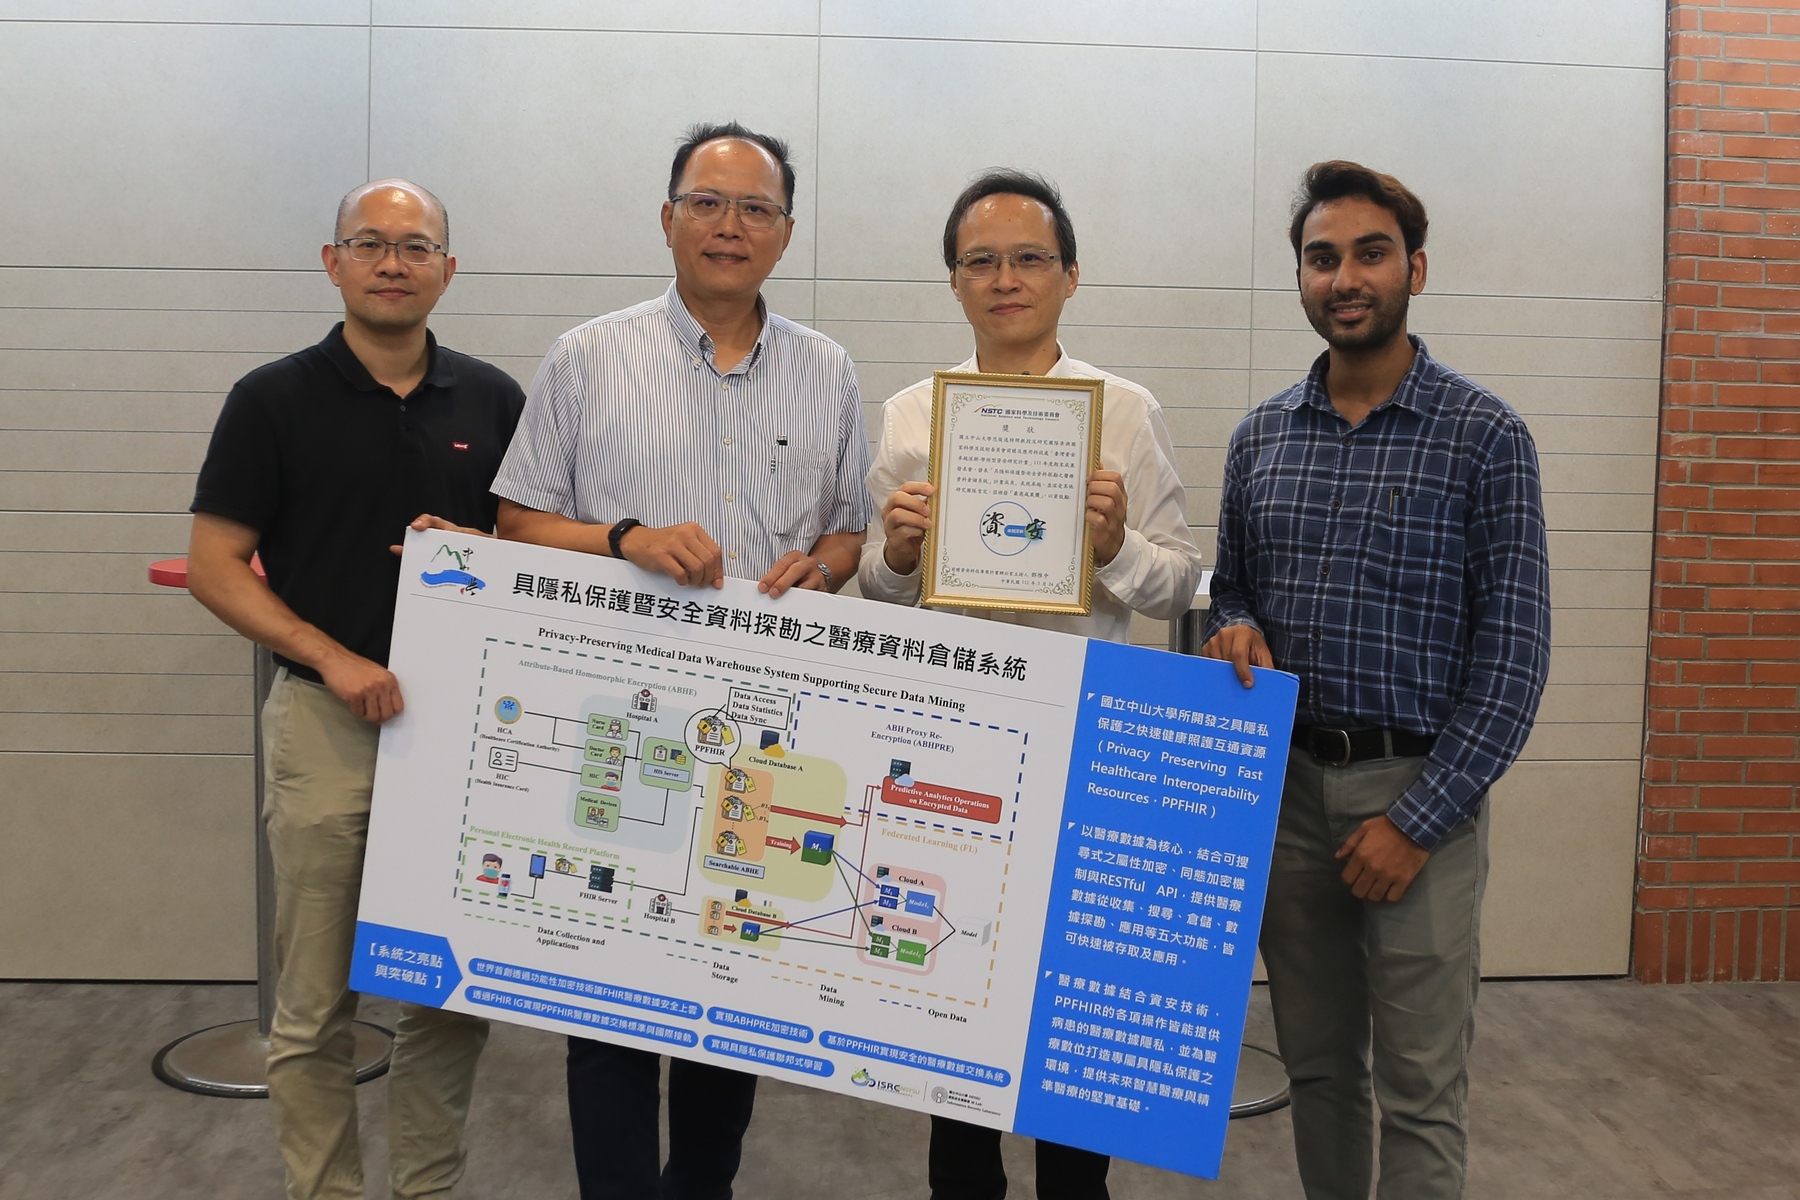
[334,237,446,265]
[671,192,791,230]
[953,249,1061,278]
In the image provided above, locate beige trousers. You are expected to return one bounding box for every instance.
[263,670,491,1200]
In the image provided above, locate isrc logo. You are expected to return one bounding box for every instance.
[850,1067,922,1097]
[421,543,486,594]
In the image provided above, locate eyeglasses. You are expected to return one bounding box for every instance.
[671,192,790,230]
[334,237,446,265]
[953,249,1062,279]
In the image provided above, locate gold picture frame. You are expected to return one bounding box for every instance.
[920,370,1104,616]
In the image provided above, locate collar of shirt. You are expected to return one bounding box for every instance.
[661,280,768,378]
[318,321,455,396]
[1284,334,1444,422]
[951,341,1081,377]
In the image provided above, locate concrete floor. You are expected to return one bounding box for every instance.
[0,979,1795,1199]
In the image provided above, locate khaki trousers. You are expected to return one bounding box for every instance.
[1260,750,1488,1200]
[263,670,491,1200]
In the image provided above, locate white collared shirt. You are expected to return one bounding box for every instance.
[858,348,1202,643]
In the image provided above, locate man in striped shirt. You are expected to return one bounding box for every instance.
[1203,162,1550,1199]
[492,122,872,1200]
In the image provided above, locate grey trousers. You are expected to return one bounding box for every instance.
[1260,749,1488,1200]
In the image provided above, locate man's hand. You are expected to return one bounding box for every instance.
[317,650,405,724]
[617,522,724,588]
[759,552,828,598]
[390,512,493,555]
[1200,624,1273,688]
[880,483,935,575]
[1336,815,1430,902]
[1086,470,1128,566]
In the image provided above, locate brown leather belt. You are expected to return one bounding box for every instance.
[1292,724,1435,767]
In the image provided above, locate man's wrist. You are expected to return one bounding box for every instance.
[882,541,921,576]
[814,558,833,589]
[608,519,643,560]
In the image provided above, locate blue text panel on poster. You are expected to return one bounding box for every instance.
[1014,639,1296,1179]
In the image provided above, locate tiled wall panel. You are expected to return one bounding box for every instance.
[0,3,1664,977]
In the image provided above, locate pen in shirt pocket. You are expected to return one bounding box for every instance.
[769,436,787,474]
[1390,486,1401,514]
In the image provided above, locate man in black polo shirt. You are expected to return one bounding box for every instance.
[188,179,524,1200]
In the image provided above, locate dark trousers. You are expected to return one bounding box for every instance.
[928,1115,1111,1200]
[567,1036,759,1200]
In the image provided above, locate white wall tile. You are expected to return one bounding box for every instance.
[1258,0,1666,69]
[0,308,336,354]
[0,393,224,433]
[369,27,820,279]
[0,472,198,513]
[1251,54,1665,300]
[0,512,190,552]
[815,38,1256,288]
[1516,722,1641,762]
[0,671,249,716]
[1251,328,1660,380]
[1552,609,1649,651]
[0,267,337,312]
[0,631,247,674]
[0,23,368,270]
[0,712,249,754]
[0,349,282,392]
[1543,493,1656,535]
[0,430,208,472]
[374,0,817,35]
[822,0,1257,50]
[0,1,362,21]
[0,550,208,595]
[1482,759,1641,977]
[1,593,230,636]
[1,752,256,979]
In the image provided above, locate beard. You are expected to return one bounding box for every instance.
[1302,279,1411,352]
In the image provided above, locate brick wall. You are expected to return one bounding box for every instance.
[1638,0,1800,983]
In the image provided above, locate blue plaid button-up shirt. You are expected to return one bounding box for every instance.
[1206,338,1551,850]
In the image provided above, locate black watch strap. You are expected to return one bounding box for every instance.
[608,519,643,560]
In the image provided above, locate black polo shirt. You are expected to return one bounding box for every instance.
[192,323,525,680]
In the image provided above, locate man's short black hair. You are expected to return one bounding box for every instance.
[668,121,796,211]
[941,170,1077,271]
[1288,160,1428,261]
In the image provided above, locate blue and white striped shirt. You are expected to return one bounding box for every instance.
[492,282,873,581]
[1206,339,1551,849]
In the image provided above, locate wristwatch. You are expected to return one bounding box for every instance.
[814,559,833,589]
[608,519,643,560]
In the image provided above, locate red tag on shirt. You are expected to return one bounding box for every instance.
[452,441,470,451]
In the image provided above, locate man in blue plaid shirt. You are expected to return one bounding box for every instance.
[1203,162,1550,1199]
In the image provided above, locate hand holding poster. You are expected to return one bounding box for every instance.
[353,530,1296,1180]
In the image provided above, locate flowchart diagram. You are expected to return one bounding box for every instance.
[455,637,1030,1007]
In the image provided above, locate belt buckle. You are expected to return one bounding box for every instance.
[1314,727,1354,768]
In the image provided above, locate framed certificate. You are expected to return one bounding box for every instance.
[921,371,1104,615]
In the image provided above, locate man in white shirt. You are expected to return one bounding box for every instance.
[858,169,1202,1200]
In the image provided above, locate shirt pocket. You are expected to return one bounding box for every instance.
[768,444,833,545]
[1363,490,1466,601]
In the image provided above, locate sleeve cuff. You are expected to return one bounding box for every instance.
[1094,527,1147,594]
[860,543,923,605]
[490,477,572,518]
[1386,784,1460,852]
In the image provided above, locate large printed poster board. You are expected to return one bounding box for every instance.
[354,530,1297,1179]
